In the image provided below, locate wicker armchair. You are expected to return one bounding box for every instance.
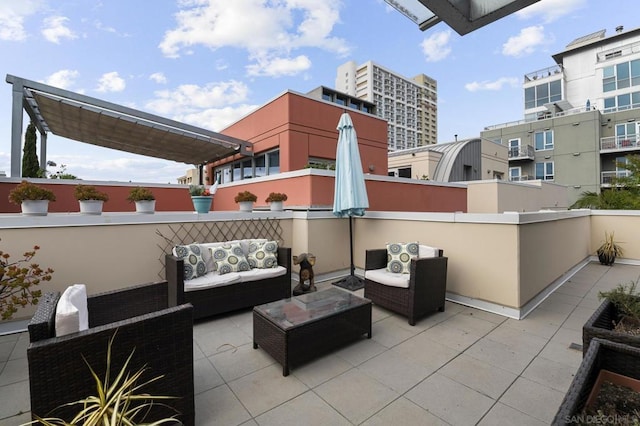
[364,248,448,325]
[27,281,194,425]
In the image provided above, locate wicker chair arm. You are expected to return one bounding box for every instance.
[365,249,388,270]
[165,254,185,305]
[28,292,61,342]
[277,247,292,271]
[410,256,448,294]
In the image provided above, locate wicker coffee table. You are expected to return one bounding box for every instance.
[253,287,372,376]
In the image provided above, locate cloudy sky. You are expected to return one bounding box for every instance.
[0,0,634,182]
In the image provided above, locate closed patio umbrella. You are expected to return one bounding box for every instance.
[332,112,369,291]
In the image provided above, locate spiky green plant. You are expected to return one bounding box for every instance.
[599,282,640,325]
[27,332,180,425]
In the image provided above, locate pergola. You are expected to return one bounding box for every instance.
[6,74,252,180]
[384,0,540,34]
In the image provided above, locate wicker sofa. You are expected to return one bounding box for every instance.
[165,239,292,320]
[364,245,448,326]
[27,281,194,425]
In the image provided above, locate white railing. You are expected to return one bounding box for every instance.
[600,135,640,151]
[601,170,632,185]
[508,145,535,160]
[509,175,531,182]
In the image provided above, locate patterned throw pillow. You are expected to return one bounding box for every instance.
[386,242,419,274]
[174,244,207,280]
[247,240,279,269]
[211,243,251,275]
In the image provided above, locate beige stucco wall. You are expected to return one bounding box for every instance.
[467,180,569,213]
[3,209,639,324]
[387,151,441,180]
[480,139,509,180]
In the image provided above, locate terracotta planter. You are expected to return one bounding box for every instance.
[21,200,50,216]
[78,200,104,215]
[586,369,640,410]
[134,200,155,214]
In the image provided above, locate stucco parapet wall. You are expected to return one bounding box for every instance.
[591,209,640,217]
[363,209,591,224]
[0,211,293,229]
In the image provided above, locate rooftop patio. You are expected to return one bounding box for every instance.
[2,261,639,425]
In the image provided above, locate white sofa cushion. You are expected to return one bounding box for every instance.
[55,284,89,336]
[365,268,410,288]
[419,244,439,258]
[238,265,287,283]
[184,271,242,292]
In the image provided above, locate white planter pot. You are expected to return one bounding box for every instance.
[269,201,283,211]
[238,201,254,212]
[78,200,104,215]
[21,200,50,216]
[134,200,156,214]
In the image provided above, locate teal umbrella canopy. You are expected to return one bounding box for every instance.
[333,112,369,217]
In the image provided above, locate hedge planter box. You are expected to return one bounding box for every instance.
[134,200,155,214]
[553,338,640,425]
[583,298,640,356]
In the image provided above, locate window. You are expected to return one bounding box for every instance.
[509,167,521,181]
[508,138,521,157]
[603,59,640,92]
[535,161,554,180]
[213,149,280,183]
[524,80,562,109]
[534,130,553,151]
[616,122,637,146]
[604,91,640,112]
[267,150,280,175]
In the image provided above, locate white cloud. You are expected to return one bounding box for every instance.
[149,72,168,84]
[515,0,586,23]
[42,15,77,44]
[96,71,126,92]
[502,25,546,57]
[159,1,349,77]
[145,80,257,131]
[246,55,312,77]
[420,30,452,62]
[43,69,79,89]
[0,0,43,41]
[465,77,519,92]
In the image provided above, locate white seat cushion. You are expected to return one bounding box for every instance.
[55,284,89,336]
[365,268,410,288]
[238,266,287,283]
[184,271,242,291]
[419,244,439,258]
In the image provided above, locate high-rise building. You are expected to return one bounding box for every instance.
[481,26,640,204]
[336,61,437,151]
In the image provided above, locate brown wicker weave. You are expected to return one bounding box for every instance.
[582,298,640,356]
[364,248,447,326]
[253,288,372,376]
[166,247,292,320]
[553,338,640,425]
[27,281,194,425]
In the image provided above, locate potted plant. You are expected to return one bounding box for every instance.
[126,186,155,214]
[554,338,640,424]
[8,180,56,216]
[0,239,54,320]
[234,190,257,212]
[265,192,287,211]
[583,282,640,354]
[189,184,213,214]
[597,231,623,265]
[73,184,109,215]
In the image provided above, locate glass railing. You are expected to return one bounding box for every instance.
[600,135,640,151]
[508,145,535,160]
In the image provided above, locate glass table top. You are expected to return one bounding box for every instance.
[254,287,370,330]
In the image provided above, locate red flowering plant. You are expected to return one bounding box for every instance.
[189,185,211,196]
[0,240,54,320]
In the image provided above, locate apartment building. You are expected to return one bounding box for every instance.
[481,26,640,205]
[335,60,437,151]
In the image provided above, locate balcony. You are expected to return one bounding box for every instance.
[600,135,640,152]
[509,175,532,182]
[601,170,632,185]
[508,145,535,161]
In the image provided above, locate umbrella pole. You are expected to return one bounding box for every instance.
[332,216,365,291]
